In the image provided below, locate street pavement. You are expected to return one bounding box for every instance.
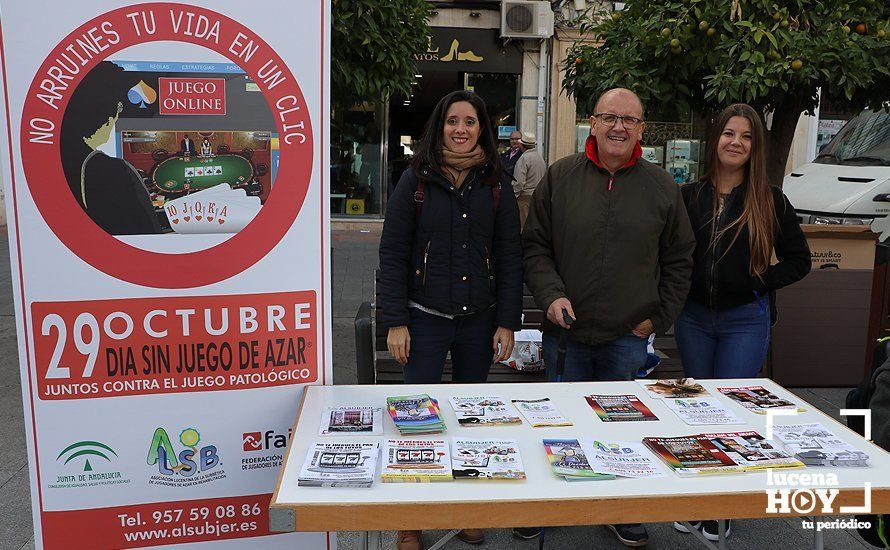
[0,227,873,549]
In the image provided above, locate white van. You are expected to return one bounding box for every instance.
[783,110,890,230]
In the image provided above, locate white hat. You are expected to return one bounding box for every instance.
[520,132,536,147]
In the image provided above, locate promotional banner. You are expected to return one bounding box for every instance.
[0,1,331,548]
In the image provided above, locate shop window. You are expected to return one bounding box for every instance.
[331,102,383,216]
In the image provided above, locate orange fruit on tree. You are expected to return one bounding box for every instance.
[791,59,803,71]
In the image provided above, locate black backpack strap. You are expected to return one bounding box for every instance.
[492,182,501,216]
[414,178,425,221]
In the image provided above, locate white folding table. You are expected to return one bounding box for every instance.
[269,379,890,549]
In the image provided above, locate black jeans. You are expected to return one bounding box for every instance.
[403,306,497,384]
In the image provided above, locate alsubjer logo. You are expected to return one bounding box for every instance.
[764,409,871,515]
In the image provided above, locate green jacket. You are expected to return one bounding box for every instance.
[874,364,890,452]
[522,145,695,345]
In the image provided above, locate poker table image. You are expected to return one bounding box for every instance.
[151,154,255,193]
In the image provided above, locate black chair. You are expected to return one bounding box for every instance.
[256,163,268,177]
[241,147,253,160]
[217,143,230,154]
[151,148,169,162]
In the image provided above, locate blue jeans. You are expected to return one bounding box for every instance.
[403,307,497,384]
[673,296,771,379]
[542,333,647,382]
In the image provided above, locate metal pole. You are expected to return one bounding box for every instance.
[813,525,824,550]
[536,38,549,162]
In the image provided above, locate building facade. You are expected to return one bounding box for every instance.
[329,0,826,222]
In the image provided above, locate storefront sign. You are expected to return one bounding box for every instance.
[0,1,330,549]
[159,77,227,115]
[414,27,523,74]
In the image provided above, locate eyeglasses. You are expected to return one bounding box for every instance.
[593,113,644,129]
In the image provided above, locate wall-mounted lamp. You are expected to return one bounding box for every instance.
[469,11,481,18]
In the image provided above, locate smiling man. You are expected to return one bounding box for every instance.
[520,88,696,545]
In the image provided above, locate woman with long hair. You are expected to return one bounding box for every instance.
[378,90,522,550]
[673,103,811,541]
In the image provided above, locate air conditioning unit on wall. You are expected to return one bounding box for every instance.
[501,1,555,39]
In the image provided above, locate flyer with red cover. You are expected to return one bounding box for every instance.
[585,394,659,422]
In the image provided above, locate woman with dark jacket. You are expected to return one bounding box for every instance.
[673,103,811,541]
[380,89,522,382]
[379,90,522,549]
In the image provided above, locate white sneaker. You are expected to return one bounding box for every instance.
[702,520,731,541]
[673,521,701,533]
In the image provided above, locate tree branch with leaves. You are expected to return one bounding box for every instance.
[563,0,890,185]
[332,0,432,111]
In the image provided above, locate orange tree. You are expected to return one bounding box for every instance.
[563,0,890,185]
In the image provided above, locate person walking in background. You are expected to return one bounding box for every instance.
[512,131,546,229]
[500,129,523,188]
[521,88,695,547]
[378,90,522,550]
[673,103,811,542]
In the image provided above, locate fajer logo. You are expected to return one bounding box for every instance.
[243,429,291,452]
[243,432,263,452]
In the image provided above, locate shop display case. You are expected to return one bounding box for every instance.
[641,146,664,166]
[665,139,701,184]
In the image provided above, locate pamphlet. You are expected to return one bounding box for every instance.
[449,396,522,426]
[585,394,658,422]
[451,439,526,480]
[700,431,804,470]
[586,440,666,478]
[511,398,572,427]
[772,423,870,466]
[639,378,710,399]
[386,394,446,435]
[381,439,453,482]
[663,397,744,426]
[643,435,744,476]
[718,386,803,414]
[542,438,613,481]
[318,406,383,435]
[298,442,380,487]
